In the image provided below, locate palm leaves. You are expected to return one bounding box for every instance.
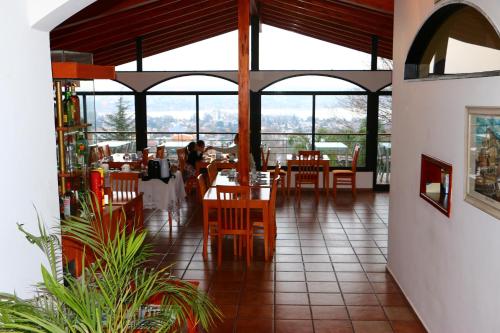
[0,200,221,332]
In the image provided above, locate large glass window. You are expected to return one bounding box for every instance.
[199,95,238,147]
[315,95,367,167]
[405,4,500,79]
[263,75,364,92]
[146,76,238,156]
[85,95,136,153]
[376,95,392,185]
[261,95,313,165]
[146,95,196,151]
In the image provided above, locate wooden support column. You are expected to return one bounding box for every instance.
[238,0,250,185]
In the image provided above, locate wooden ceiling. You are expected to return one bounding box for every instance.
[50,0,393,66]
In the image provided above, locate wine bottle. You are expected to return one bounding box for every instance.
[70,85,80,125]
[63,182,73,218]
[75,132,88,167]
[63,86,74,127]
[66,136,76,172]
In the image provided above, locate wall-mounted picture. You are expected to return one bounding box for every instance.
[466,107,500,219]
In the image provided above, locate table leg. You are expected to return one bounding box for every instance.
[264,203,270,261]
[287,167,292,197]
[202,201,209,259]
[324,163,329,196]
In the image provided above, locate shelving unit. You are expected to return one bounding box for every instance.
[52,60,115,216]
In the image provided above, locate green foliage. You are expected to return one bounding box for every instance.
[102,97,134,141]
[0,199,221,332]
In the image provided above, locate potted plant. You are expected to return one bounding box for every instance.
[0,202,221,332]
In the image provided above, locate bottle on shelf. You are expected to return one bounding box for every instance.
[70,84,81,125]
[65,136,76,173]
[75,131,88,167]
[63,182,74,218]
[63,85,74,127]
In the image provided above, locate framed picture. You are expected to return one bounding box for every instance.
[465,107,500,219]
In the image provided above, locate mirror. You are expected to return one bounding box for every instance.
[420,154,453,217]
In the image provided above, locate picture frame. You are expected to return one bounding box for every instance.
[465,107,500,219]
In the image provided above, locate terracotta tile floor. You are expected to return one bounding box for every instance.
[144,191,427,333]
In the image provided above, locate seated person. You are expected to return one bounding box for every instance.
[208,133,255,169]
[187,140,206,170]
[182,141,197,180]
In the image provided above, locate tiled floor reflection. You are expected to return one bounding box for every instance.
[144,191,427,333]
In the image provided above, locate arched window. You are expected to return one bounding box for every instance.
[146,75,238,150]
[261,75,367,167]
[263,75,365,92]
[405,4,500,79]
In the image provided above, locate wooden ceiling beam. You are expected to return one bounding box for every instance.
[51,0,233,45]
[262,0,392,37]
[56,0,161,29]
[336,0,393,15]
[53,3,237,52]
[261,5,387,43]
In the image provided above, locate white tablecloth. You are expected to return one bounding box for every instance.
[139,170,186,212]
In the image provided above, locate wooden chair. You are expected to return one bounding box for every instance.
[103,144,111,157]
[295,150,321,203]
[89,145,100,164]
[260,147,270,171]
[270,161,286,196]
[178,147,198,194]
[109,172,139,202]
[333,144,360,199]
[215,185,252,267]
[141,148,150,169]
[176,147,187,172]
[198,174,218,242]
[98,146,105,160]
[207,163,218,185]
[250,175,279,261]
[156,145,165,159]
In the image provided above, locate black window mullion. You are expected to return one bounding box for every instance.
[312,94,316,150]
[196,94,200,141]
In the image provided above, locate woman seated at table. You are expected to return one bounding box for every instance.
[185,140,206,177]
[208,134,256,169]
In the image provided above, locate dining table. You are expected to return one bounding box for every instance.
[202,175,272,261]
[211,170,272,187]
[286,154,331,196]
[103,153,142,170]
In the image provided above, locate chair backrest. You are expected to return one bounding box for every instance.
[89,145,100,163]
[156,145,165,159]
[109,172,139,202]
[216,185,250,232]
[98,146,105,160]
[298,150,320,177]
[351,144,361,172]
[176,147,186,172]
[207,163,218,185]
[197,173,208,202]
[103,144,111,157]
[270,175,279,219]
[274,160,281,175]
[260,147,271,171]
[142,148,150,168]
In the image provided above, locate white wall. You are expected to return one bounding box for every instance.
[389,1,500,332]
[0,0,94,298]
